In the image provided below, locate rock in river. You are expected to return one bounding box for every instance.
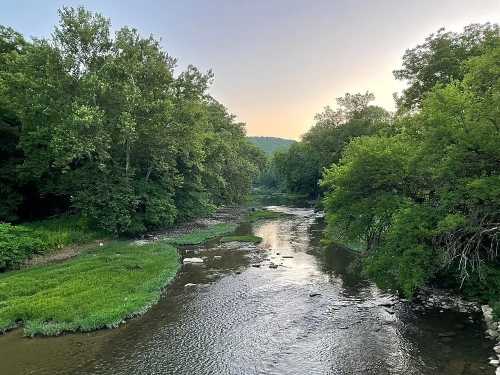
[183,257,204,264]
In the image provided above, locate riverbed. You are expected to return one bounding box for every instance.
[0,206,494,374]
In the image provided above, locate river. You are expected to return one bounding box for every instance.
[0,206,494,374]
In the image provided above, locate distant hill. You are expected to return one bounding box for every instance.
[248,136,295,156]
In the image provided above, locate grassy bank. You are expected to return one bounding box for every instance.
[247,209,286,222]
[0,241,179,336]
[0,215,106,272]
[164,223,237,245]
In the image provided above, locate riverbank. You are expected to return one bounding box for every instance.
[0,205,495,374]
[0,241,180,336]
[0,207,279,337]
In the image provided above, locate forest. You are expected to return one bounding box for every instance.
[261,23,500,310]
[0,7,265,236]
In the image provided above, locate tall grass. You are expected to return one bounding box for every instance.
[24,215,106,250]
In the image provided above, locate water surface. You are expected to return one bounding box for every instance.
[0,207,493,374]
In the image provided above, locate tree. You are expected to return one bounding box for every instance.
[394,23,498,111]
[273,92,390,197]
[0,7,264,233]
[322,31,500,297]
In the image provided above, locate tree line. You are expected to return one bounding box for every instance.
[264,23,500,302]
[0,7,265,235]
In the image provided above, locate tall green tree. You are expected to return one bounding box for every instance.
[0,7,264,233]
[394,23,498,111]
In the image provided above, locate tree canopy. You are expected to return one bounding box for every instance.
[0,7,264,234]
[271,22,499,301]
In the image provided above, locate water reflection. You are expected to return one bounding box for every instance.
[0,206,494,375]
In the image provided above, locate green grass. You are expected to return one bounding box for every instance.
[221,235,262,244]
[0,241,180,336]
[25,214,106,250]
[247,209,286,222]
[0,215,108,272]
[164,223,237,245]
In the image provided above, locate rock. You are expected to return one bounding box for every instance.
[483,305,494,322]
[269,263,278,269]
[496,367,500,375]
[184,283,197,287]
[489,359,499,367]
[183,257,204,264]
[487,329,499,338]
[309,292,321,297]
[494,345,500,354]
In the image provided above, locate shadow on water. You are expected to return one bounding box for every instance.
[0,206,495,375]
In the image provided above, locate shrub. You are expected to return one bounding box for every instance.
[0,223,47,271]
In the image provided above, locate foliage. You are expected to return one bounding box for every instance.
[321,24,500,298]
[164,223,237,245]
[0,224,47,271]
[247,136,295,156]
[24,215,105,250]
[0,215,105,271]
[393,23,499,110]
[0,241,179,336]
[0,7,264,233]
[271,92,391,197]
[221,235,262,244]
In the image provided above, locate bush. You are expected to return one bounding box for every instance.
[0,223,47,271]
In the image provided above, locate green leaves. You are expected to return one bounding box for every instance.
[0,7,263,234]
[321,26,500,297]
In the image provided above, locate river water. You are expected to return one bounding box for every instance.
[0,206,494,374]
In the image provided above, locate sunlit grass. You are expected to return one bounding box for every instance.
[0,241,179,336]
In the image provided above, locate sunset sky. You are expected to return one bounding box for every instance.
[2,0,500,139]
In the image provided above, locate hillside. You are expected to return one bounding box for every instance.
[248,136,295,156]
